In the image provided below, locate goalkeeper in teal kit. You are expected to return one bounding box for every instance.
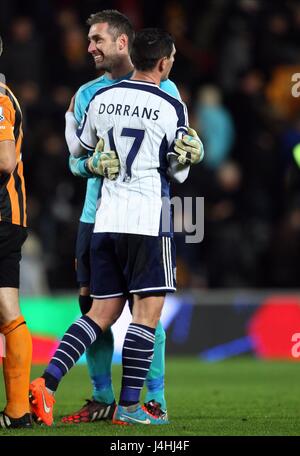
[63,10,204,424]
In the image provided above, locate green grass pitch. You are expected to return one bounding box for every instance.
[1,357,300,436]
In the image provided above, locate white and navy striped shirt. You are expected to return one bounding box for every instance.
[77,79,189,236]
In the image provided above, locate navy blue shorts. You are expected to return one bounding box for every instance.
[90,233,176,298]
[75,221,94,286]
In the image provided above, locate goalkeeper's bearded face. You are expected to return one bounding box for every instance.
[88,23,122,72]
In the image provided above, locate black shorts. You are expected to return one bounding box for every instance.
[90,232,176,298]
[75,221,94,287]
[0,222,27,288]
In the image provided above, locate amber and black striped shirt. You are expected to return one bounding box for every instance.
[0,81,26,227]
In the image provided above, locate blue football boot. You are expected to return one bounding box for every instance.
[112,403,169,425]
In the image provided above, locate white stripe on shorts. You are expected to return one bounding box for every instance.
[162,237,173,288]
[90,292,124,299]
[162,236,169,287]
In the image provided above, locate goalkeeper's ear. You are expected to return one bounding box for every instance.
[0,36,3,58]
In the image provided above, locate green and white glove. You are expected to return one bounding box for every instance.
[86,138,120,180]
[174,127,204,165]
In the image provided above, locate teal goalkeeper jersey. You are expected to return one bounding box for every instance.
[69,72,181,224]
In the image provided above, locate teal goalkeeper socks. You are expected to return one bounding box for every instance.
[86,328,115,404]
[145,321,167,410]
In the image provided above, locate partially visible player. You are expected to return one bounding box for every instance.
[62,10,203,424]
[0,35,32,429]
[29,28,202,426]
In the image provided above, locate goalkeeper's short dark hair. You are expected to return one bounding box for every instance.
[86,10,135,51]
[130,28,174,72]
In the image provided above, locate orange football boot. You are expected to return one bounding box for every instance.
[29,378,55,426]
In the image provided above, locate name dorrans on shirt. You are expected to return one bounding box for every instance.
[77,79,189,237]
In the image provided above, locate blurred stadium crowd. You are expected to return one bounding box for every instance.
[1,0,300,291]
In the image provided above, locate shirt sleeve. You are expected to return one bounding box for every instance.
[160,79,182,101]
[166,100,190,184]
[167,100,189,148]
[74,89,84,124]
[65,112,84,157]
[0,95,15,142]
[76,102,98,152]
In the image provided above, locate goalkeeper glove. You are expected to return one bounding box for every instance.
[174,127,204,165]
[86,138,120,180]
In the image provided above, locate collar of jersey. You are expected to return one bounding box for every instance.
[127,79,158,86]
[102,71,133,84]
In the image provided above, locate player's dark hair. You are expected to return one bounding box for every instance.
[87,9,135,51]
[131,28,174,71]
[0,35,3,57]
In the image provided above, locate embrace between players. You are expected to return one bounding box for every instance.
[0,10,203,428]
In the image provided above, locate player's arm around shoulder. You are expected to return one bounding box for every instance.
[65,94,85,159]
[161,80,204,166]
[167,126,204,184]
[65,92,94,178]
[66,82,114,179]
[65,87,97,178]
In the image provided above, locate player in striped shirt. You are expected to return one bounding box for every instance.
[29,28,203,426]
[63,10,203,424]
[0,36,32,429]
